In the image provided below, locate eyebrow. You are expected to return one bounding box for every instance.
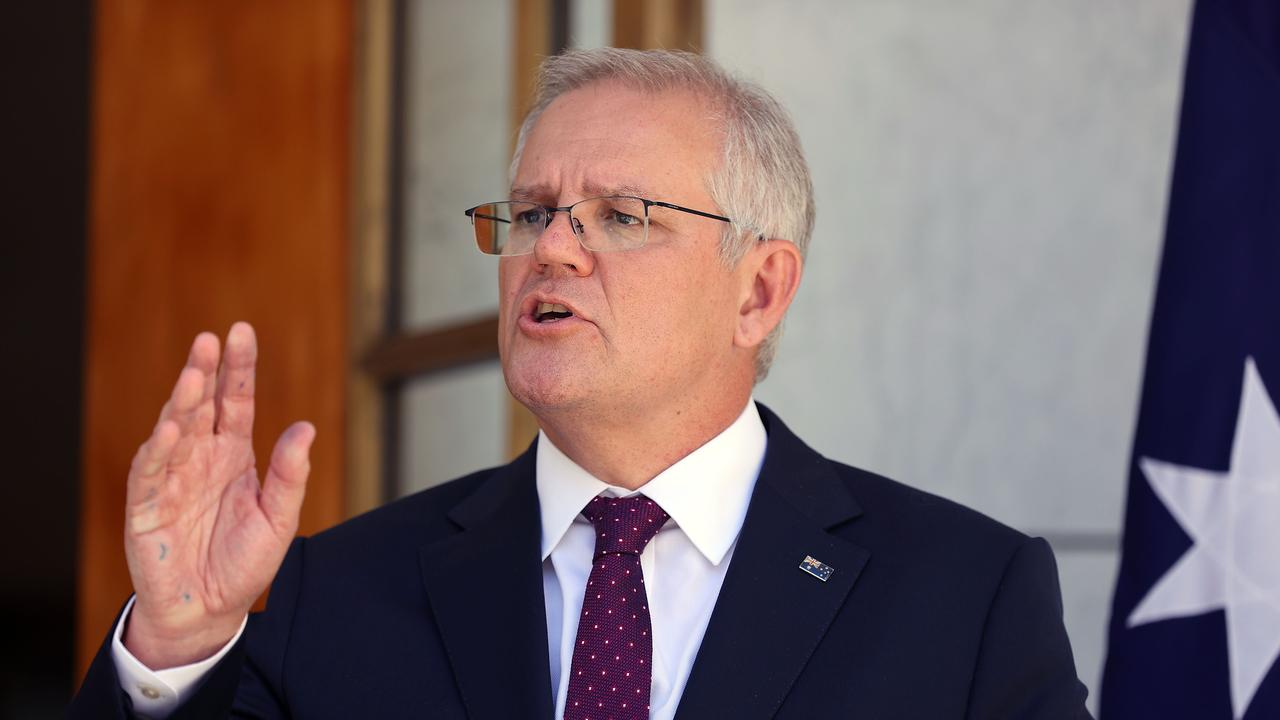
[510,181,652,204]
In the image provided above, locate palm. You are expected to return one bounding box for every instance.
[123,323,313,665]
[137,435,263,615]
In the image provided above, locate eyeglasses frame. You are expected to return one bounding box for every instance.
[463,194,733,255]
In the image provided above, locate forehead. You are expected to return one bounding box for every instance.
[513,80,721,203]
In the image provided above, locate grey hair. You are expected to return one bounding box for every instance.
[510,48,815,383]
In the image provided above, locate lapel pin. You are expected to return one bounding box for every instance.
[799,555,835,582]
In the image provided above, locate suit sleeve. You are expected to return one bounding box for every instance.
[68,537,308,720]
[964,536,1093,720]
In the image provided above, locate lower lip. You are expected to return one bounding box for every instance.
[517,313,592,336]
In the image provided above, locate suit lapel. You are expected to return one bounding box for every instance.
[418,445,555,720]
[675,405,870,719]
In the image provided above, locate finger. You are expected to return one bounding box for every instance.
[126,419,181,534]
[165,365,205,420]
[187,332,220,437]
[165,367,207,466]
[215,322,258,439]
[259,422,315,538]
[158,332,220,438]
[128,418,181,496]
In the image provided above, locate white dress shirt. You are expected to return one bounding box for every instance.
[539,399,765,720]
[112,399,766,719]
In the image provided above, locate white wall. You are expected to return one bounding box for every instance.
[707,0,1191,710]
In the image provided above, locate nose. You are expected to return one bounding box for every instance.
[531,208,595,276]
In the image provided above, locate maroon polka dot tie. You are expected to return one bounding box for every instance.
[565,495,669,720]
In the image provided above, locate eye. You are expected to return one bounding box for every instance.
[611,210,641,226]
[514,208,545,226]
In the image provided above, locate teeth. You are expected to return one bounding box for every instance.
[534,302,574,323]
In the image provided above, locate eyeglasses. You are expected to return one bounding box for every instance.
[463,195,732,256]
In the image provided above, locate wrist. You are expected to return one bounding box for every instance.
[123,603,245,670]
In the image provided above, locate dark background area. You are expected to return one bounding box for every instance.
[0,2,92,717]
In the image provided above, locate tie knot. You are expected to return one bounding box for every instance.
[580,494,669,556]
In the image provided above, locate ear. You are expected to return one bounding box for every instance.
[733,239,803,350]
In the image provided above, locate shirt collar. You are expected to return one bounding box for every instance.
[537,399,766,566]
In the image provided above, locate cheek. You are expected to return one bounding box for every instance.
[610,258,733,359]
[497,258,515,297]
[497,259,526,314]
[496,259,525,352]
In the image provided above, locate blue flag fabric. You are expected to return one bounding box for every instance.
[1100,1,1280,718]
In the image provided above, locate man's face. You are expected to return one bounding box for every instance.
[498,81,749,424]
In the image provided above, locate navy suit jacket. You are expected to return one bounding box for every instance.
[73,404,1091,718]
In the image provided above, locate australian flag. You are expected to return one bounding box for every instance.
[1099,0,1280,718]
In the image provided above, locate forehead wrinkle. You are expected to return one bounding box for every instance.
[510,179,655,204]
[509,185,549,202]
[581,180,650,199]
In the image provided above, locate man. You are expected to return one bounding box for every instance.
[73,48,1091,718]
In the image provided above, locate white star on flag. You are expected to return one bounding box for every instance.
[1128,358,1280,719]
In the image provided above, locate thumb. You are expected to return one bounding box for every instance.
[260,421,315,538]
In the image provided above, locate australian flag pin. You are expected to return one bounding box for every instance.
[799,555,834,582]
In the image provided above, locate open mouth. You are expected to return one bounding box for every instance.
[534,302,575,323]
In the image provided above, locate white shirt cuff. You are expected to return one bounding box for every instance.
[111,595,248,719]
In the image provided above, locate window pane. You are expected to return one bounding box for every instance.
[400,0,511,330]
[394,0,515,498]
[398,361,508,497]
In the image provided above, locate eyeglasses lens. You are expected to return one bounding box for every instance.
[470,197,650,255]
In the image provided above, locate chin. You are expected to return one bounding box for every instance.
[502,363,591,416]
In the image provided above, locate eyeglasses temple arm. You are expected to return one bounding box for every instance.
[647,200,732,224]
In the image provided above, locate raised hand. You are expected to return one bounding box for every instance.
[121,322,315,669]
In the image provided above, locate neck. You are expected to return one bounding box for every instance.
[536,392,752,490]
